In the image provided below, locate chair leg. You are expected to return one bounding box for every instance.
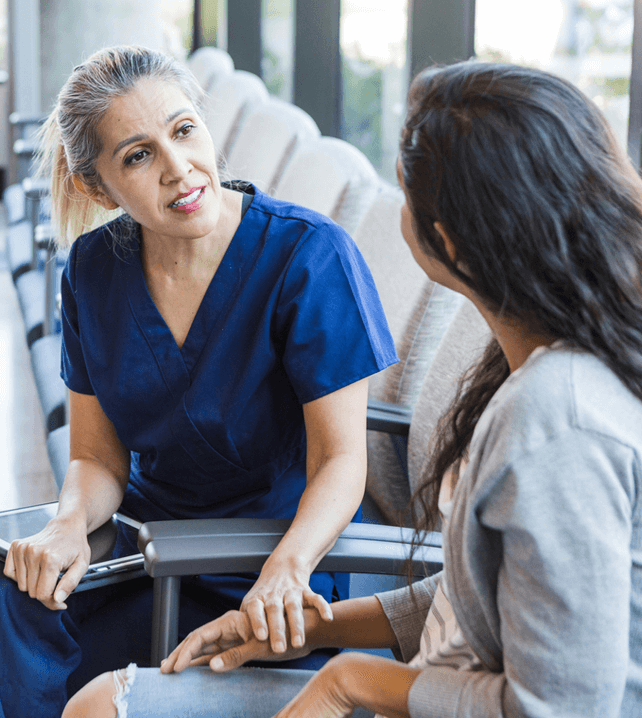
[151,576,181,667]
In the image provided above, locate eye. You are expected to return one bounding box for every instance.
[176,122,196,138]
[124,149,149,166]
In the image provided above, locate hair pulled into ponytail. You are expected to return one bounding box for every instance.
[36,45,204,247]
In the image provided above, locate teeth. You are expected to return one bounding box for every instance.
[171,189,201,207]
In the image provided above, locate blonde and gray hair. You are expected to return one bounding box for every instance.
[37,45,204,246]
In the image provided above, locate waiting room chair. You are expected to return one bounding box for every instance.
[272,136,379,236]
[223,97,320,194]
[186,46,235,95]
[203,70,270,163]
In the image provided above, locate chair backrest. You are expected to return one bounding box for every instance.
[186,47,234,94]
[408,298,492,495]
[272,136,379,236]
[365,282,467,525]
[203,70,269,161]
[223,98,320,194]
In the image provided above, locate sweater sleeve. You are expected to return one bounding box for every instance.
[374,573,442,662]
[407,431,636,718]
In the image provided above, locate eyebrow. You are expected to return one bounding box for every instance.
[111,107,193,157]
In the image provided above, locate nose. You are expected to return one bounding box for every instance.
[160,143,192,184]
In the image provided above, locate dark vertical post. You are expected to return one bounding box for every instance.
[227,0,263,76]
[408,0,476,79]
[628,0,642,169]
[192,0,203,53]
[151,576,181,666]
[294,0,341,137]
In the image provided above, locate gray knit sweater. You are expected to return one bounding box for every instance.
[377,347,642,718]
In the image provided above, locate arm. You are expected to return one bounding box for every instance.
[241,376,369,652]
[3,390,130,609]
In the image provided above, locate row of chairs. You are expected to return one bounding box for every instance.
[3,47,493,660]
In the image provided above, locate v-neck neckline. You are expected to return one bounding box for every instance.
[125,185,257,388]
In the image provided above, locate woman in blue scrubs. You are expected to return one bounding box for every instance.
[0,46,397,718]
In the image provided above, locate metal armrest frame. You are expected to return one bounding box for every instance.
[366,399,412,436]
[138,518,443,665]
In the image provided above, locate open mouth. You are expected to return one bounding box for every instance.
[169,187,204,208]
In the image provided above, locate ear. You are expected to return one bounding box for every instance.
[434,222,458,264]
[71,174,120,211]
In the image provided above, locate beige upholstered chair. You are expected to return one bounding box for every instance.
[203,70,269,162]
[272,136,379,236]
[186,47,234,94]
[366,296,492,525]
[223,98,320,194]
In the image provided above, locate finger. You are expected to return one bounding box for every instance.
[171,632,210,673]
[303,588,333,622]
[283,591,305,648]
[265,598,287,653]
[210,640,260,673]
[3,545,16,580]
[244,598,269,642]
[9,544,28,591]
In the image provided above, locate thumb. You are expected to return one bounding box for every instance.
[209,640,261,673]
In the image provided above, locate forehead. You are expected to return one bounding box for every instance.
[97,78,194,151]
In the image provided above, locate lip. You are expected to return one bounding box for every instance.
[168,186,205,214]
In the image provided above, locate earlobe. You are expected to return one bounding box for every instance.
[71,174,120,211]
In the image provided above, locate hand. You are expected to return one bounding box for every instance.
[161,609,313,675]
[274,654,355,718]
[240,555,333,654]
[2,517,91,610]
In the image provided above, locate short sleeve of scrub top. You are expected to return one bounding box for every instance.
[60,185,398,527]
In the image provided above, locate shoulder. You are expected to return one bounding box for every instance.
[248,186,354,256]
[475,347,642,458]
[66,215,137,284]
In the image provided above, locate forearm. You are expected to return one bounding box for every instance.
[267,452,365,574]
[56,458,128,533]
[304,595,397,650]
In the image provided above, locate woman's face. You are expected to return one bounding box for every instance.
[91,78,223,245]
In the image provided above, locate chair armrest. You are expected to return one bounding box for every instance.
[14,139,39,158]
[22,176,50,199]
[138,518,443,579]
[366,399,412,436]
[9,111,48,127]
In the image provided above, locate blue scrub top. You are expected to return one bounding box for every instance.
[60,184,398,603]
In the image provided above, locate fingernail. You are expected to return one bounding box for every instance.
[161,659,166,666]
[55,591,68,603]
[257,628,267,640]
[274,642,285,653]
[292,635,303,648]
[211,657,224,670]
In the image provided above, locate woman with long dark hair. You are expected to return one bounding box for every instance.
[65,61,642,718]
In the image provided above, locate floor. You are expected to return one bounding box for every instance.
[0,214,58,511]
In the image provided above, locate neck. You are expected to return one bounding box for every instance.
[141,187,242,282]
[472,300,556,372]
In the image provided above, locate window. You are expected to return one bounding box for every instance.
[475,0,634,150]
[340,0,409,182]
[261,0,295,101]
[159,0,195,59]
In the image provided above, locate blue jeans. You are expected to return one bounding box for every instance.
[0,574,337,718]
[118,665,374,718]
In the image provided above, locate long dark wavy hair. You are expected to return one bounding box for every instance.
[400,62,642,552]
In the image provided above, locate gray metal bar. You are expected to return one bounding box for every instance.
[294,0,341,137]
[43,234,57,336]
[151,575,181,666]
[408,0,476,78]
[227,0,262,76]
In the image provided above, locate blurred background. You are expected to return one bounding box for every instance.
[0,0,640,189]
